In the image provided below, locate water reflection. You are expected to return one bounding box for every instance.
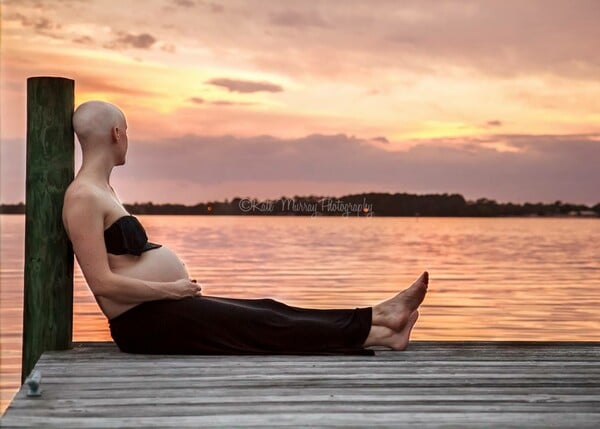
[1,214,599,413]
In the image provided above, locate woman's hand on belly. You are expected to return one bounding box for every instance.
[172,278,203,298]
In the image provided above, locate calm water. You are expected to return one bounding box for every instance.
[1,214,599,413]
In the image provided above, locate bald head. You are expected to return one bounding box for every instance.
[73,100,126,146]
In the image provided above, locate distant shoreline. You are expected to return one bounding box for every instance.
[0,213,598,218]
[2,192,599,217]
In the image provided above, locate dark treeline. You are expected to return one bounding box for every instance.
[1,193,599,217]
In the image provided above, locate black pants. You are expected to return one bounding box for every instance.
[109,295,375,356]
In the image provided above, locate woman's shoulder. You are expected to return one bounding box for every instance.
[64,183,96,215]
[64,180,112,208]
[62,181,111,236]
[65,178,102,197]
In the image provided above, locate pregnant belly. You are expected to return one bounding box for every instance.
[99,245,190,320]
[110,245,190,282]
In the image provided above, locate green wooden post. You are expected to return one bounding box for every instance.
[22,77,75,383]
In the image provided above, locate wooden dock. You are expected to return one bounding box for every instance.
[2,341,599,428]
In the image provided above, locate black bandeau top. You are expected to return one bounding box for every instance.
[104,215,162,256]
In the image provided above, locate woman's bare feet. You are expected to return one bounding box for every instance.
[372,271,428,331]
[363,310,420,350]
[387,310,419,350]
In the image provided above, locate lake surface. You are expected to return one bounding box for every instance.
[1,214,599,413]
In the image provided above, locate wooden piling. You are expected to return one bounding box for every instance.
[22,76,75,383]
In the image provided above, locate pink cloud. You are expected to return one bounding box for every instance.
[206,78,283,94]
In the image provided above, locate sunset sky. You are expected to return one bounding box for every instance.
[1,0,599,205]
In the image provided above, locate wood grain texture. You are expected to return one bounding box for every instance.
[2,341,599,427]
[22,77,75,384]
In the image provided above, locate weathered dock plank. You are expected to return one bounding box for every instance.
[2,341,599,428]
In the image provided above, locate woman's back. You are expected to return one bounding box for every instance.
[63,179,191,319]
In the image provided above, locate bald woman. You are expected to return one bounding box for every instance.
[62,100,429,355]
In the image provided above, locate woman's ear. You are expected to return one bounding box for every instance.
[111,126,120,142]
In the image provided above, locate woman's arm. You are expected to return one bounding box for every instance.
[97,273,198,304]
[62,188,201,304]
